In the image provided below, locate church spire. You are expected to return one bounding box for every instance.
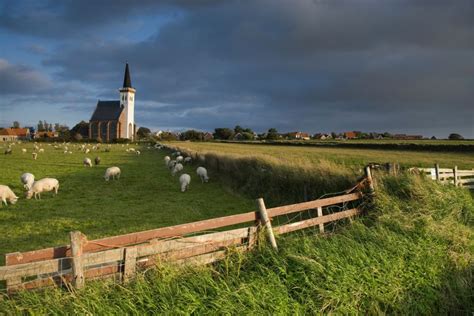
[122,62,132,88]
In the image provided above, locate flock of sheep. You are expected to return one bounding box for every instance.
[0,141,209,207]
[163,147,210,192]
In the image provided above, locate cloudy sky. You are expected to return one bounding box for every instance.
[0,0,473,138]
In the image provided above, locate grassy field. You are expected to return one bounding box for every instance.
[0,142,254,263]
[1,174,472,314]
[167,141,474,170]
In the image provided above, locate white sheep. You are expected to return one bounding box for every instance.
[164,156,171,166]
[83,158,92,167]
[32,152,38,160]
[104,167,121,181]
[184,157,192,164]
[39,148,44,153]
[26,178,59,200]
[129,148,136,152]
[85,149,90,154]
[176,156,184,163]
[168,160,177,170]
[0,185,19,206]
[172,163,183,176]
[196,167,210,183]
[179,174,191,192]
[20,173,35,190]
[136,150,141,155]
[22,148,27,153]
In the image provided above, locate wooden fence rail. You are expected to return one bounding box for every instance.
[1,188,366,294]
[411,165,474,190]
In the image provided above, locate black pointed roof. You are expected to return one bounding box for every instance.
[123,63,132,88]
[90,101,123,121]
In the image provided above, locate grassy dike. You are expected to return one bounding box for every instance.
[1,173,472,314]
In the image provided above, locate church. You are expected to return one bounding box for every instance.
[89,63,136,142]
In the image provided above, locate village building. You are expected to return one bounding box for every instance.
[344,131,357,139]
[313,133,332,140]
[89,63,136,142]
[288,132,310,140]
[35,131,59,139]
[0,128,31,142]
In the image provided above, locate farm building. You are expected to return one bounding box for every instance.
[89,63,136,142]
[0,128,31,142]
[288,132,310,140]
[35,131,59,139]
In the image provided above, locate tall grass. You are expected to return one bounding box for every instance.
[171,145,358,207]
[1,174,472,314]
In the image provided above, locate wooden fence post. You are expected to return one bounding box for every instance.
[256,198,278,251]
[453,166,458,187]
[123,247,137,283]
[317,206,324,233]
[364,166,375,193]
[435,164,440,181]
[70,231,85,289]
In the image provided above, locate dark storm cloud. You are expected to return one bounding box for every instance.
[0,0,473,136]
[0,59,52,95]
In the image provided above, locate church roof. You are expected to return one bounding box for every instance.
[90,100,123,121]
[123,63,132,88]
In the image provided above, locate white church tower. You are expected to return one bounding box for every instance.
[119,63,136,140]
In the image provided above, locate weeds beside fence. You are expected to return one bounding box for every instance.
[411,165,474,190]
[0,183,368,294]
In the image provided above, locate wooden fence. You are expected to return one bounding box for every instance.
[411,164,474,189]
[0,188,367,294]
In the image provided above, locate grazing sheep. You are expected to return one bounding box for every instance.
[0,185,18,206]
[64,150,68,154]
[83,158,92,167]
[94,156,101,165]
[20,173,35,190]
[136,150,141,155]
[85,149,90,154]
[168,160,177,170]
[184,157,192,164]
[34,145,39,151]
[26,178,59,200]
[104,167,121,181]
[196,167,210,183]
[164,156,171,166]
[39,148,44,153]
[179,174,191,192]
[4,148,12,155]
[32,152,38,160]
[176,156,184,163]
[22,148,27,153]
[172,163,184,176]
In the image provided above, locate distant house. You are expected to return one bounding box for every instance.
[203,132,214,141]
[288,132,310,140]
[314,133,331,140]
[0,129,18,142]
[0,128,31,141]
[35,131,59,139]
[344,131,357,139]
[233,133,244,140]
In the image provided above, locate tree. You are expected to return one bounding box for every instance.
[181,130,204,141]
[12,121,20,128]
[234,125,244,134]
[448,133,464,140]
[213,128,234,140]
[430,136,437,140]
[137,127,151,139]
[266,128,279,140]
[38,120,45,132]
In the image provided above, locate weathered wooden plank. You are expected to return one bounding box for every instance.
[0,258,67,280]
[267,193,361,217]
[70,231,84,289]
[123,248,137,283]
[175,246,246,267]
[274,208,360,235]
[317,206,324,233]
[257,198,278,250]
[6,213,258,265]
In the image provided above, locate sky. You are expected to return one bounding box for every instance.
[0,0,473,138]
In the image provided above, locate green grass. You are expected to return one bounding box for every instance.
[1,174,472,314]
[0,142,254,263]
[167,141,474,169]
